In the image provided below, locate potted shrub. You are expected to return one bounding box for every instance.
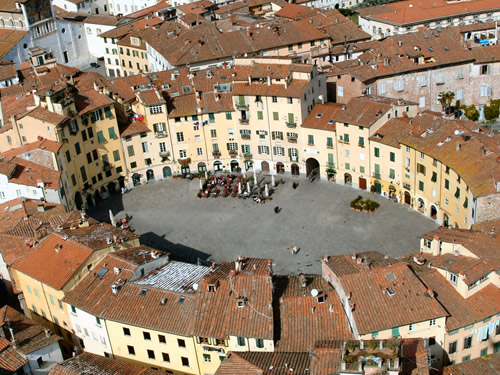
[367,340,377,351]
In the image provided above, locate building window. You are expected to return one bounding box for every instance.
[419,181,424,191]
[147,349,155,359]
[390,152,395,162]
[374,148,380,157]
[256,338,264,348]
[127,345,135,355]
[211,129,217,138]
[237,337,245,346]
[96,317,101,325]
[162,352,170,362]
[449,341,457,354]
[197,147,203,156]
[450,273,458,285]
[481,348,488,357]
[463,335,472,349]
[272,96,277,103]
[179,150,187,158]
[143,332,151,341]
[178,339,186,348]
[176,132,184,142]
[389,169,395,179]
[327,137,333,148]
[409,323,416,331]
[70,305,76,314]
[181,357,189,367]
[150,105,163,114]
[462,355,471,362]
[203,354,211,363]
[308,135,314,145]
[123,327,131,336]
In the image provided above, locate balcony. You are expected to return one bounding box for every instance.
[235,102,249,110]
[159,150,170,159]
[239,118,249,125]
[212,151,221,158]
[287,137,297,143]
[241,134,251,140]
[155,131,167,138]
[286,122,297,128]
[244,153,252,160]
[373,172,381,179]
[229,151,238,157]
[290,156,298,162]
[403,182,411,190]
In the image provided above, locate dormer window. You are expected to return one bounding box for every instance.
[450,273,458,285]
[207,280,219,292]
[237,297,246,307]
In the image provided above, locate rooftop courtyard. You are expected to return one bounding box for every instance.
[88,177,438,275]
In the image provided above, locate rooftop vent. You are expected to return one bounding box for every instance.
[316,113,323,119]
[140,288,147,296]
[237,296,246,307]
[386,288,395,296]
[113,267,121,275]
[161,297,167,305]
[96,267,109,279]
[55,244,62,253]
[178,296,186,304]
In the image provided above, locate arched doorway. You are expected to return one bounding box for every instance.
[214,161,223,171]
[74,192,83,210]
[86,194,94,207]
[359,177,367,190]
[132,173,141,186]
[374,180,382,194]
[146,169,155,181]
[443,213,449,228]
[305,158,320,179]
[291,164,300,176]
[198,162,207,173]
[118,177,125,189]
[230,160,239,172]
[245,160,253,170]
[344,173,352,186]
[261,161,270,173]
[107,182,116,194]
[163,166,172,178]
[417,198,425,213]
[181,165,190,176]
[94,190,101,203]
[276,162,285,174]
[430,205,438,220]
[404,191,411,205]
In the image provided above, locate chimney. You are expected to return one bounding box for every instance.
[8,327,16,348]
[248,74,252,85]
[267,75,271,86]
[55,244,62,253]
[151,250,160,259]
[456,142,461,151]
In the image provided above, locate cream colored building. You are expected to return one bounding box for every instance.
[118,32,150,77]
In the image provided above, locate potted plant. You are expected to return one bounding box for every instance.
[367,340,377,351]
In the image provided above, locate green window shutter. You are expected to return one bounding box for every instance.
[153,123,158,133]
[358,137,364,147]
[257,111,263,120]
[445,179,449,189]
[419,181,424,191]
[374,164,380,174]
[192,115,198,121]
[288,113,294,123]
[390,152,395,162]
[375,148,380,157]
[209,113,215,120]
[97,131,106,143]
[463,197,468,208]
[389,168,395,179]
[272,132,276,140]
[273,112,279,121]
[327,137,333,147]
[226,143,230,150]
[455,188,460,198]
[431,172,437,182]
[238,95,245,105]
[108,127,117,139]
[113,150,120,161]
[345,162,350,170]
[328,153,334,167]
[392,327,400,337]
[344,134,349,143]
[104,106,112,118]
[226,112,232,120]
[241,145,244,153]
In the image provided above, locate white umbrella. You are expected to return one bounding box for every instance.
[271,173,275,187]
[109,209,116,227]
[247,182,251,194]
[205,171,208,179]
[264,184,269,198]
[238,182,242,195]
[199,179,203,190]
[253,169,257,185]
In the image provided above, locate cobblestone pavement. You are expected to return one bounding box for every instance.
[89,176,438,275]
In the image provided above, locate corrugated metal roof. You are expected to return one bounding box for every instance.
[135,261,211,293]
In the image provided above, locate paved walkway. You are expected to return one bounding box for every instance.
[89,177,438,275]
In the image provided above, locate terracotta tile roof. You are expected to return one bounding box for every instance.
[470,44,500,63]
[417,269,500,331]
[399,113,500,197]
[49,352,165,375]
[471,219,500,237]
[12,233,98,290]
[336,96,409,127]
[98,25,132,39]
[84,14,121,26]
[0,159,17,177]
[0,337,27,373]
[310,347,342,375]
[443,352,500,375]
[274,3,314,19]
[276,275,353,351]
[0,138,62,159]
[177,0,214,15]
[324,252,448,334]
[131,15,164,30]
[168,93,198,117]
[120,119,150,137]
[369,118,426,149]
[0,306,62,355]
[136,89,165,105]
[302,103,344,131]
[122,0,171,20]
[358,0,500,26]
[214,352,262,374]
[458,21,497,33]
[0,60,16,82]
[220,352,312,375]
[232,80,309,98]
[0,29,28,59]
[73,89,114,116]
[3,156,61,189]
[63,247,161,316]
[194,258,274,340]
[0,0,23,12]
[61,221,138,250]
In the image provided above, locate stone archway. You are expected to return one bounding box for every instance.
[443,213,450,228]
[214,161,223,171]
[146,169,155,181]
[261,161,270,173]
[344,173,352,186]
[163,166,172,178]
[276,162,285,174]
[374,180,382,194]
[74,192,83,210]
[291,164,300,176]
[305,158,320,179]
[198,162,207,173]
[404,191,411,205]
[107,182,117,194]
[230,160,239,172]
[132,173,141,186]
[417,198,425,213]
[430,205,438,220]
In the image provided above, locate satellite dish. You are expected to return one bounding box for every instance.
[454,130,460,135]
[311,289,319,297]
[193,283,198,291]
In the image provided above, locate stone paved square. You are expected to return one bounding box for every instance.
[89,177,438,275]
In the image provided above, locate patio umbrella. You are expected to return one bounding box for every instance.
[253,170,257,185]
[199,179,203,190]
[247,182,251,194]
[109,209,116,227]
[205,171,208,179]
[271,173,275,187]
[264,184,269,198]
[238,182,242,195]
